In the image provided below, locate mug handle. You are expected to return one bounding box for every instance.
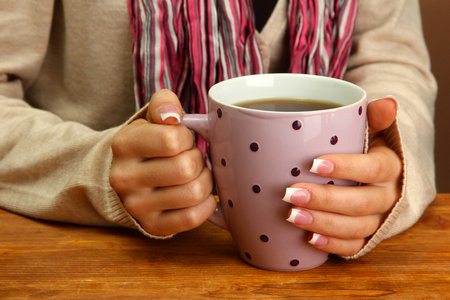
[180,114,228,230]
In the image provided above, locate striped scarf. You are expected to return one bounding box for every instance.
[128,0,357,154]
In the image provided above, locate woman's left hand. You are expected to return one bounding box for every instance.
[283,97,402,257]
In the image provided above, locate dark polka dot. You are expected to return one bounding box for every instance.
[221,158,226,166]
[250,142,259,152]
[327,180,335,185]
[245,252,252,260]
[217,108,223,118]
[330,135,338,145]
[291,167,301,177]
[252,185,261,193]
[290,259,300,267]
[227,199,234,207]
[292,120,302,130]
[358,106,363,115]
[260,235,269,242]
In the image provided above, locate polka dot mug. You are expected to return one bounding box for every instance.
[181,74,367,271]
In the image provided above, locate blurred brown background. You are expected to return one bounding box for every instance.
[420,1,449,192]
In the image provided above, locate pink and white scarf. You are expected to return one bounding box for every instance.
[128,0,357,154]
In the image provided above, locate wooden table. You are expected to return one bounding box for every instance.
[1,194,449,299]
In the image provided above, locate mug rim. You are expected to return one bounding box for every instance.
[208,73,367,115]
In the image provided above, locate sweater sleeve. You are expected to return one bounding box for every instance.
[0,2,138,230]
[343,0,437,259]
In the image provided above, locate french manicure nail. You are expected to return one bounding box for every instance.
[310,159,334,174]
[159,105,181,123]
[286,208,313,225]
[308,233,328,246]
[282,188,310,205]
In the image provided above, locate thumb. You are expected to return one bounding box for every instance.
[146,89,183,125]
[367,97,398,134]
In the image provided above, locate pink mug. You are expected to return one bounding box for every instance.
[181,74,367,271]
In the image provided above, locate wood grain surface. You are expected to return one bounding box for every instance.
[1,194,449,299]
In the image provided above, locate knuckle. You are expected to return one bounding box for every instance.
[180,209,204,230]
[160,126,187,156]
[141,216,167,236]
[109,165,133,193]
[111,131,130,157]
[111,121,146,156]
[187,179,208,205]
[122,195,141,216]
[177,151,201,182]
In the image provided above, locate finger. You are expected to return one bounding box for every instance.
[139,194,218,236]
[310,144,402,184]
[367,97,398,134]
[111,146,204,193]
[286,208,383,240]
[124,167,213,215]
[283,184,396,216]
[136,147,206,188]
[306,232,367,257]
[146,89,183,125]
[112,120,194,158]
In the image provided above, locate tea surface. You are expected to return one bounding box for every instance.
[235,98,341,112]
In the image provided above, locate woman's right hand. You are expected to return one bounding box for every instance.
[109,89,216,236]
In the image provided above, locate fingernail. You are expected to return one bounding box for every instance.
[282,188,310,205]
[308,232,328,246]
[386,95,400,110]
[369,95,400,111]
[310,159,334,174]
[159,105,181,123]
[286,208,313,225]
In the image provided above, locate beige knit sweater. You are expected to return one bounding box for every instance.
[0,0,437,259]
